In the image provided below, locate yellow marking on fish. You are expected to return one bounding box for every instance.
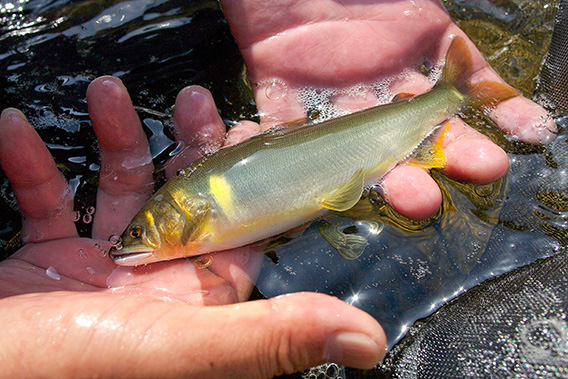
[209,175,233,215]
[144,210,155,225]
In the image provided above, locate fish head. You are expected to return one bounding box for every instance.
[110,195,212,266]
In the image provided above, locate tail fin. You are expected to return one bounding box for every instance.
[442,37,520,108]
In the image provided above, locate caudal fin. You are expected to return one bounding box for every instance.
[442,37,520,108]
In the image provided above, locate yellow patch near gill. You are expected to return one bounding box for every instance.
[209,175,233,215]
[144,210,155,225]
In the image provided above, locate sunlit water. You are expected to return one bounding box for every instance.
[1,0,567,377]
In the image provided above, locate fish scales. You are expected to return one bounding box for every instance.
[111,37,520,265]
[165,84,464,243]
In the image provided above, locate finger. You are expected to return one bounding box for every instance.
[164,86,226,178]
[224,120,262,146]
[381,165,443,220]
[86,76,154,240]
[177,293,386,375]
[488,96,557,144]
[0,109,77,243]
[205,246,264,302]
[5,292,385,377]
[253,81,308,129]
[441,118,509,184]
[105,258,241,306]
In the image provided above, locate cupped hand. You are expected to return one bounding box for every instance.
[220,0,557,220]
[0,77,386,377]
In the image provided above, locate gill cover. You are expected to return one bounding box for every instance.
[168,190,211,246]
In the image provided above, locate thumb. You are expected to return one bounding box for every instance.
[187,292,387,377]
[1,292,386,378]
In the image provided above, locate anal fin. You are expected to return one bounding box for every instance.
[407,121,450,168]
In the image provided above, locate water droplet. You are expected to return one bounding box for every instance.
[86,206,95,215]
[35,230,44,241]
[78,248,88,259]
[169,140,185,157]
[264,80,287,100]
[82,213,92,224]
[46,266,61,280]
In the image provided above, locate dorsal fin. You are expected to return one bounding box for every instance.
[279,117,312,130]
[392,92,416,102]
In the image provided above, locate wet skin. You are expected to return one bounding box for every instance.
[220,0,556,220]
[0,0,556,377]
[0,79,385,377]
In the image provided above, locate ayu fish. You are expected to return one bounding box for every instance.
[110,37,519,266]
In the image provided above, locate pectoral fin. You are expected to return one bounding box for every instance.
[317,221,367,260]
[320,168,365,212]
[407,121,450,168]
[318,219,385,260]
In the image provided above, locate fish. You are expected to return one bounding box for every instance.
[110,37,519,266]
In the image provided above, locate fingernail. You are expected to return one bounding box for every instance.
[325,332,383,368]
[1,108,28,122]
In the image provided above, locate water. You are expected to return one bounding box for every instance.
[0,0,566,376]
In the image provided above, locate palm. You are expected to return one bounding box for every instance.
[222,0,555,220]
[0,79,258,305]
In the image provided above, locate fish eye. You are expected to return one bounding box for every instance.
[129,225,143,239]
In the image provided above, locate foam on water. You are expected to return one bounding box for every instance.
[294,65,445,124]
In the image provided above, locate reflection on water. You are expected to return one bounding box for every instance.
[0,0,567,374]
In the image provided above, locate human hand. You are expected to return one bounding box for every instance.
[0,77,386,377]
[219,0,556,220]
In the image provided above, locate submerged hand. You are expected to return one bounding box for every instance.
[220,0,556,220]
[0,77,386,377]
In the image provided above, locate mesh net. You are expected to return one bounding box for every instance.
[540,0,568,111]
[377,250,568,378]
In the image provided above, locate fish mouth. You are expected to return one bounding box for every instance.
[110,247,155,266]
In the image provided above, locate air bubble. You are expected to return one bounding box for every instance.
[264,80,287,100]
[169,141,185,157]
[86,206,95,215]
[73,211,81,222]
[35,230,44,241]
[82,213,93,224]
[108,234,122,250]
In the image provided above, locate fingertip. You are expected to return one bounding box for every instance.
[490,96,557,144]
[1,107,28,123]
[443,135,509,184]
[87,76,145,152]
[260,292,386,372]
[86,75,126,99]
[224,120,261,146]
[0,108,56,184]
[382,166,442,220]
[173,85,226,149]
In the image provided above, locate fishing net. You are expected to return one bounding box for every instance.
[540,0,568,111]
[376,250,568,378]
[374,3,568,376]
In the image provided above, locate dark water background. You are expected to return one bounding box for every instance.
[1,0,567,368]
